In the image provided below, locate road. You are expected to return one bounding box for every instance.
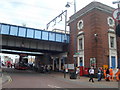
[2,68,119,89]
[3,68,91,88]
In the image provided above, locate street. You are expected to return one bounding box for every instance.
[2,68,91,88]
[2,68,119,89]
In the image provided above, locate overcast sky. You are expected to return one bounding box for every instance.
[0,0,118,31]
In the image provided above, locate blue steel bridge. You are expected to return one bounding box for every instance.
[0,23,69,55]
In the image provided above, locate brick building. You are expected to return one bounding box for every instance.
[68,1,120,69]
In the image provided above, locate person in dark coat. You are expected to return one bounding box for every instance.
[106,68,110,81]
[97,67,102,81]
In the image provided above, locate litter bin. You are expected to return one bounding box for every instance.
[70,72,77,79]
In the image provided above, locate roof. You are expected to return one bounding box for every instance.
[68,1,115,23]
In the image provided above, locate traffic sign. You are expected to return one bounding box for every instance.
[112,8,120,22]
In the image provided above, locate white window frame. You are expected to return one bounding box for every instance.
[110,36,115,48]
[108,29,116,49]
[77,20,84,30]
[107,17,115,27]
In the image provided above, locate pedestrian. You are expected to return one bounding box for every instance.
[10,63,13,68]
[115,67,120,81]
[103,68,107,80]
[97,67,102,81]
[106,68,110,81]
[89,67,94,83]
[109,67,114,81]
[76,67,80,79]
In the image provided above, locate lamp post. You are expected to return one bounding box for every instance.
[65,0,77,78]
[65,0,76,13]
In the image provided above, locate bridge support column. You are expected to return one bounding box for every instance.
[59,58,61,71]
[52,58,55,70]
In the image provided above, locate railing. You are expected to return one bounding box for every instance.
[0,23,69,43]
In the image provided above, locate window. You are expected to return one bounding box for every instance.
[10,26,18,36]
[79,57,83,66]
[111,56,116,69]
[18,27,26,37]
[79,38,83,50]
[110,36,114,48]
[49,32,55,41]
[34,30,41,39]
[42,31,48,40]
[107,17,115,27]
[27,29,34,38]
[77,20,83,30]
[1,24,9,34]
[109,19,113,25]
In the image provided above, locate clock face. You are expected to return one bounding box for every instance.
[107,17,115,27]
[77,20,83,30]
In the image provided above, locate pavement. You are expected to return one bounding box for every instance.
[1,68,11,85]
[48,71,119,88]
[1,69,120,88]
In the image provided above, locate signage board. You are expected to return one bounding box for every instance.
[90,58,96,68]
[65,64,74,69]
[112,8,120,22]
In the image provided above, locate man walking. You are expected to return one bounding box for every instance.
[89,67,94,83]
[97,67,102,81]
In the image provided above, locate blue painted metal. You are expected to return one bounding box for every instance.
[111,56,116,69]
[0,23,69,43]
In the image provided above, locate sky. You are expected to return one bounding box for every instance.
[0,0,118,31]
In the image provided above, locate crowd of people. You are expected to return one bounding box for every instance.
[88,66,120,83]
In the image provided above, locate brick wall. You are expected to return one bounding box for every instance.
[68,8,116,68]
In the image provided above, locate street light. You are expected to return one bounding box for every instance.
[65,0,76,13]
[112,1,120,4]
[65,0,77,78]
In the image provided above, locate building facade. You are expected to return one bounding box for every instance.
[68,1,119,69]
